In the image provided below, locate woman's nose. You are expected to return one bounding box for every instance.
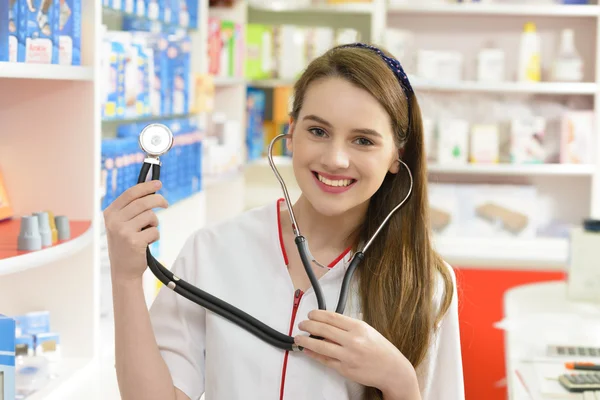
[321,145,350,170]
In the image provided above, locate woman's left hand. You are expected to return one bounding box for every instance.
[295,310,420,400]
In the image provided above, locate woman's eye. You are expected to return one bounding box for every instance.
[308,127,328,138]
[355,137,373,146]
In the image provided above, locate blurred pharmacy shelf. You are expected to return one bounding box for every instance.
[0,63,94,81]
[433,236,568,270]
[250,157,594,178]
[387,3,600,18]
[213,76,247,86]
[428,163,595,177]
[248,79,295,88]
[411,79,598,95]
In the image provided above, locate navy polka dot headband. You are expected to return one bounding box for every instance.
[338,42,413,138]
[339,42,414,101]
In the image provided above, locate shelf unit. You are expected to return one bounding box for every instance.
[0,0,99,394]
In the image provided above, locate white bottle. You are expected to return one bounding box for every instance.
[552,29,583,82]
[518,22,541,82]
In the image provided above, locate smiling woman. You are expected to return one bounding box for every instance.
[104,43,464,400]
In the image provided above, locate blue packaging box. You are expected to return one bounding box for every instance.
[246,87,266,162]
[1,0,8,61]
[1,0,19,62]
[18,0,60,63]
[169,36,191,115]
[0,315,16,400]
[103,39,126,120]
[58,0,81,65]
[186,0,198,29]
[14,311,50,336]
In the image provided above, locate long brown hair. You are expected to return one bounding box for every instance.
[290,45,455,399]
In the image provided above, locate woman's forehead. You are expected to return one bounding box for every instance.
[300,78,393,135]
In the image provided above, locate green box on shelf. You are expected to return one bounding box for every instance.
[245,24,273,80]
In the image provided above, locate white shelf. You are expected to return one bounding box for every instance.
[411,79,598,95]
[25,357,93,400]
[428,163,595,177]
[388,3,600,17]
[249,156,292,167]
[249,2,374,14]
[213,76,246,86]
[434,236,568,269]
[248,79,296,88]
[0,225,94,276]
[0,63,93,81]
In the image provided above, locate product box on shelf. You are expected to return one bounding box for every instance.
[246,87,266,162]
[208,18,221,76]
[18,0,60,63]
[436,118,469,165]
[186,0,198,29]
[560,110,595,164]
[429,183,539,239]
[58,0,81,65]
[0,315,16,400]
[14,311,50,336]
[245,23,273,80]
[470,124,499,164]
[0,0,10,61]
[133,41,151,116]
[220,19,235,77]
[462,184,538,239]
[510,117,546,164]
[428,184,461,236]
[192,74,215,114]
[274,25,306,80]
[102,36,126,120]
[35,332,60,361]
[169,36,191,115]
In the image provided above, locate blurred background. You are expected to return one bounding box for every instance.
[1,0,600,399]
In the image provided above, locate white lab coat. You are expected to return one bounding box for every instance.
[149,199,465,400]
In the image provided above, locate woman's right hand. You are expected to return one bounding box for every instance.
[103,180,169,282]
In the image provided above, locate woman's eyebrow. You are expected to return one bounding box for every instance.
[302,114,382,138]
[303,114,333,127]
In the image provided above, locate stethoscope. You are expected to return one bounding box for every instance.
[136,123,413,352]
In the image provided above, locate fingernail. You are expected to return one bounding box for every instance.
[154,181,161,188]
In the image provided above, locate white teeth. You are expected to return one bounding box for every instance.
[317,174,353,187]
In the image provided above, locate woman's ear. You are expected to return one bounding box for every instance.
[388,148,404,174]
[286,118,295,153]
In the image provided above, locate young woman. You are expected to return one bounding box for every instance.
[104,43,464,400]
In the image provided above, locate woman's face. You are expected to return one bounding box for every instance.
[288,77,400,217]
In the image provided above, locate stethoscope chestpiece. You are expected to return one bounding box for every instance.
[138,123,174,161]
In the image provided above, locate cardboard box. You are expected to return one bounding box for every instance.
[0,315,16,400]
